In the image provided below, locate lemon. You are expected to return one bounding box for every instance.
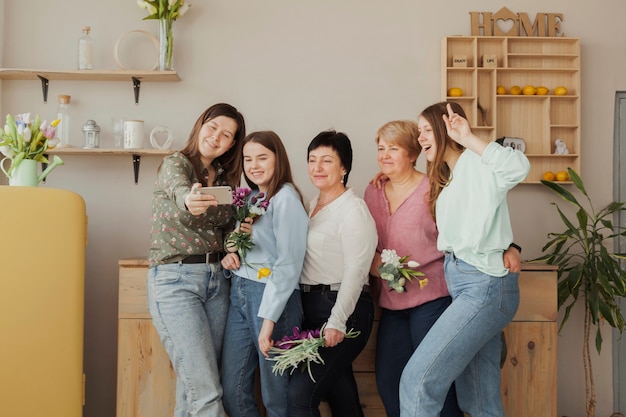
[448,87,463,97]
[555,171,569,181]
[522,85,537,95]
[496,85,507,95]
[542,171,556,181]
[536,86,549,95]
[554,86,568,96]
[510,85,522,95]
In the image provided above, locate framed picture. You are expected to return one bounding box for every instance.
[497,137,526,153]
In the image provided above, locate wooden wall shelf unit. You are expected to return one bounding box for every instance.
[46,148,174,184]
[0,68,180,104]
[441,36,580,183]
[117,260,557,417]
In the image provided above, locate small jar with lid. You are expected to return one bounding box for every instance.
[78,26,94,70]
[82,120,101,148]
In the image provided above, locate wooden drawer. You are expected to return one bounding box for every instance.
[119,259,150,319]
[501,322,557,417]
[117,319,176,417]
[514,268,558,322]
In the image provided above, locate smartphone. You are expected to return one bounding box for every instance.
[195,186,233,205]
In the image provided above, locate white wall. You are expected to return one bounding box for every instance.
[2,1,625,416]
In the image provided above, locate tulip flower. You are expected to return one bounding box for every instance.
[23,127,32,143]
[0,112,64,180]
[257,267,272,279]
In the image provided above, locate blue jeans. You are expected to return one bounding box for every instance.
[147,262,230,417]
[288,290,374,417]
[399,253,519,417]
[376,298,462,417]
[221,274,303,417]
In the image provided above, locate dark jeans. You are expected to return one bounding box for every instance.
[376,297,463,417]
[287,289,374,417]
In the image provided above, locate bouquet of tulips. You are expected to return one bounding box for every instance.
[267,326,361,382]
[0,113,61,176]
[226,187,269,262]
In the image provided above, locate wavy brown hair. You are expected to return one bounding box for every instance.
[242,131,304,206]
[420,101,466,219]
[180,103,246,187]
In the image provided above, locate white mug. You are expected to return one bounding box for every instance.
[124,120,145,149]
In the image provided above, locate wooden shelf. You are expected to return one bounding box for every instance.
[442,36,581,183]
[0,68,180,104]
[46,147,174,156]
[46,147,175,184]
[0,68,179,81]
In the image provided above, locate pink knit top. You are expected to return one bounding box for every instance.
[364,176,450,310]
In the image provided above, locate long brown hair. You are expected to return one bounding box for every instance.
[420,101,466,219]
[242,131,304,206]
[180,103,246,187]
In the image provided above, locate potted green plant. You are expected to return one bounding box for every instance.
[534,168,626,417]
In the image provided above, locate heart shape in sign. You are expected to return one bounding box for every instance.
[495,18,515,35]
[150,126,173,149]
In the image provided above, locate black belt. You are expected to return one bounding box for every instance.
[180,253,223,264]
[300,284,370,293]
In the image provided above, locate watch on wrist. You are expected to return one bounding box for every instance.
[509,242,522,253]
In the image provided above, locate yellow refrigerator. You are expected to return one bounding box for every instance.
[0,186,86,417]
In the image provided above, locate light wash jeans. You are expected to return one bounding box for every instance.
[147,262,230,417]
[399,253,519,417]
[221,273,303,417]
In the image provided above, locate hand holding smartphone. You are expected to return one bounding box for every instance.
[195,186,233,205]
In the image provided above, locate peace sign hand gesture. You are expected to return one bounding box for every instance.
[442,103,471,145]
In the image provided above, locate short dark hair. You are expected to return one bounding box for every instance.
[307,130,353,185]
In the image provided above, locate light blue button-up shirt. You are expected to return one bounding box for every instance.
[233,183,308,322]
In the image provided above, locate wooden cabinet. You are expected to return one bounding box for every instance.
[442,36,580,183]
[501,264,557,417]
[117,261,556,417]
[117,259,176,417]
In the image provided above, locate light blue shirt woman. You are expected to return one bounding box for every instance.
[230,184,308,321]
[221,131,308,417]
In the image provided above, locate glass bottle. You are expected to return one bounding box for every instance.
[56,95,72,147]
[78,26,94,70]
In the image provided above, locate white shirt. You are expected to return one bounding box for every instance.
[300,188,378,333]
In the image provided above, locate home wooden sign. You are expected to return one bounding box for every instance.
[470,7,564,37]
